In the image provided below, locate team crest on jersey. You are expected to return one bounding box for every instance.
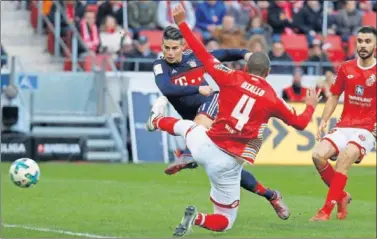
[366,74,376,87]
[187,59,197,68]
[355,85,364,96]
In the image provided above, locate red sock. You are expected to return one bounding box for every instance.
[195,213,229,232]
[155,117,179,135]
[317,162,347,199]
[321,172,348,214]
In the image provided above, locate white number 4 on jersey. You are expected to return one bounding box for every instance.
[231,94,256,131]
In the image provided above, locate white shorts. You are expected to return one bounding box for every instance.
[185,125,243,208]
[323,127,376,163]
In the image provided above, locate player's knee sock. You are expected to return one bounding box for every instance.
[317,162,347,198]
[321,172,348,214]
[155,117,179,135]
[240,170,276,200]
[194,213,229,232]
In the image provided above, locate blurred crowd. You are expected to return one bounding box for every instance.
[4,0,377,102]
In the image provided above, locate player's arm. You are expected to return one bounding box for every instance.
[210,49,251,62]
[273,90,318,130]
[153,61,199,96]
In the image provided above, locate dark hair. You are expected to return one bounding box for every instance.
[357,26,377,37]
[246,52,271,77]
[163,26,183,41]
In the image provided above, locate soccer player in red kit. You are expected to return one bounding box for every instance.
[146,5,320,237]
[310,26,377,222]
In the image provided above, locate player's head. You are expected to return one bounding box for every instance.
[162,26,184,64]
[246,52,271,78]
[356,26,376,60]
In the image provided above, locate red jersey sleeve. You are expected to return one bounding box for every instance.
[178,22,235,87]
[272,95,315,130]
[330,64,346,95]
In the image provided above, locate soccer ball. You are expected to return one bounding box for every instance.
[9,158,40,188]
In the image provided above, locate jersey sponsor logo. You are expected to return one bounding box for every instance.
[347,75,354,79]
[355,85,364,96]
[153,64,163,76]
[187,59,197,68]
[348,95,372,103]
[366,74,376,87]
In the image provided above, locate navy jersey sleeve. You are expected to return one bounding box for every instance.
[153,60,200,97]
[210,49,248,62]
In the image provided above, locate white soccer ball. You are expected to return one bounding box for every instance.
[9,158,40,188]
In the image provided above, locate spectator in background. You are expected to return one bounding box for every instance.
[246,35,268,54]
[282,68,308,102]
[359,0,373,12]
[267,1,294,41]
[157,1,196,30]
[212,15,245,48]
[226,0,261,30]
[78,9,100,56]
[303,39,333,75]
[205,38,220,51]
[336,1,363,43]
[123,36,157,72]
[245,16,272,44]
[373,1,377,12]
[1,44,7,69]
[294,0,323,44]
[99,16,130,59]
[315,69,334,102]
[195,1,226,41]
[96,0,123,28]
[268,41,293,75]
[127,1,157,34]
[257,0,270,23]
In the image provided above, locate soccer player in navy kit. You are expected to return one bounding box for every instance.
[151,26,290,220]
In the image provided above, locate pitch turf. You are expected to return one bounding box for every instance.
[0,163,375,238]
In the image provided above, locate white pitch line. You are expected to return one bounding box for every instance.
[2,223,116,238]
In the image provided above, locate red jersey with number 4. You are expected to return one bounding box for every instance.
[178,22,316,164]
[331,59,376,137]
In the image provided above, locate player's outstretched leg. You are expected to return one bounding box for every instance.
[146,96,199,174]
[240,170,290,220]
[171,147,199,175]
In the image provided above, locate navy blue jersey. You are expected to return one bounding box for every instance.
[153,48,248,120]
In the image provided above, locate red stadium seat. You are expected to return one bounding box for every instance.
[363,12,377,28]
[281,34,308,63]
[323,35,345,63]
[86,4,99,13]
[47,29,55,55]
[139,30,164,53]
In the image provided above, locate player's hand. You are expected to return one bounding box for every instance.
[305,88,322,107]
[172,4,186,25]
[316,120,327,141]
[199,86,214,97]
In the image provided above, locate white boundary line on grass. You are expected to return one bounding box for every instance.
[2,223,116,238]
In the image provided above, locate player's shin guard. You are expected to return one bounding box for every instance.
[321,172,348,214]
[240,170,275,200]
[195,213,229,232]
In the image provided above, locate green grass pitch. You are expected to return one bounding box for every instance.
[1,163,375,238]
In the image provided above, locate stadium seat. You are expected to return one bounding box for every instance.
[64,54,113,72]
[363,12,377,28]
[86,4,99,13]
[47,29,55,55]
[281,34,308,63]
[323,35,345,63]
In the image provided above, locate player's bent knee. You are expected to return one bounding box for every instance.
[213,205,238,231]
[311,150,327,167]
[335,145,361,173]
[194,114,213,129]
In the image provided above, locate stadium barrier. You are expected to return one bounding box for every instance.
[1,134,87,162]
